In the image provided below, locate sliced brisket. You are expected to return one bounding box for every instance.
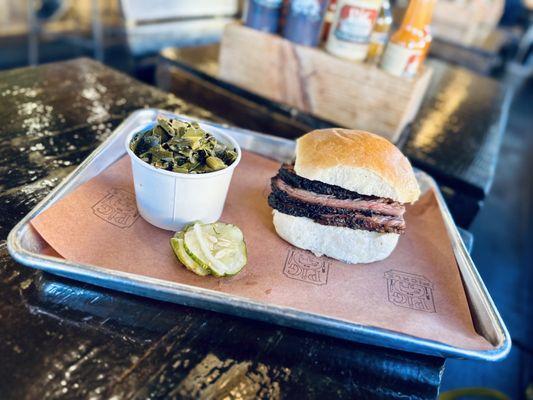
[269,164,406,234]
[268,191,405,234]
[278,164,398,204]
[272,177,405,217]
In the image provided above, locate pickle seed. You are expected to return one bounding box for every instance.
[215,249,231,259]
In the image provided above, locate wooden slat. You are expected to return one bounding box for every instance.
[219,23,432,142]
[432,0,504,45]
[121,0,239,23]
[126,18,235,56]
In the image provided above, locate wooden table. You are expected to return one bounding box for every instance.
[0,58,447,400]
[156,45,510,228]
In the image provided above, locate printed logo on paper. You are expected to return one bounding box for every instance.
[384,270,436,313]
[283,249,329,286]
[92,188,139,229]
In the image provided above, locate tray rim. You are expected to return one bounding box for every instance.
[7,108,511,361]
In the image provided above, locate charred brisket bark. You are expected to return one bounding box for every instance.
[268,190,405,234]
[278,164,399,204]
[269,165,406,234]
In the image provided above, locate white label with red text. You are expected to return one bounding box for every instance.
[334,5,378,43]
[326,1,381,61]
[380,42,422,77]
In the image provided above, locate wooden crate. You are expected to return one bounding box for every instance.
[121,0,239,56]
[218,23,433,142]
[431,0,504,45]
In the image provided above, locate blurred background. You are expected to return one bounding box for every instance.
[0,0,530,80]
[0,0,244,77]
[0,0,531,399]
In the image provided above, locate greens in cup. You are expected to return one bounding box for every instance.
[129,117,238,174]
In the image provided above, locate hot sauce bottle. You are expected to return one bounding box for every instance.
[379,0,435,77]
[321,0,338,41]
[365,0,392,64]
[420,25,433,62]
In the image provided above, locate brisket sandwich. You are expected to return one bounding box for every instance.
[268,128,420,264]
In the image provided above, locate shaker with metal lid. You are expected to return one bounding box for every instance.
[282,0,330,47]
[244,0,284,33]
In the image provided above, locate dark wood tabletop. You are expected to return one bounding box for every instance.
[156,46,510,227]
[0,58,446,400]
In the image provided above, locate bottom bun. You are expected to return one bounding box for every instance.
[272,210,399,264]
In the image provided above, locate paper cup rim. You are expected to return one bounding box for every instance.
[124,121,242,179]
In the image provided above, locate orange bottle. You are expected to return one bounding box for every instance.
[379,0,435,77]
[420,25,433,62]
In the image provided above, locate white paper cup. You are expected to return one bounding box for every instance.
[124,121,241,231]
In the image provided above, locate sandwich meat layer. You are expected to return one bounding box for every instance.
[268,164,406,234]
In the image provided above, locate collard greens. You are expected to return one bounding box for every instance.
[130,117,237,174]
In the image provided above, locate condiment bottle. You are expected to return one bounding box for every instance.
[282,0,330,47]
[244,0,284,33]
[379,0,435,77]
[420,25,433,62]
[365,0,392,64]
[325,0,383,62]
[321,0,338,41]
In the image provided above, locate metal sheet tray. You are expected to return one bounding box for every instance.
[7,109,511,361]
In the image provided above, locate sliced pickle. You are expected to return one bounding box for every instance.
[183,222,247,277]
[170,231,209,277]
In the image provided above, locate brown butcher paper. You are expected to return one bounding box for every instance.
[31,151,493,350]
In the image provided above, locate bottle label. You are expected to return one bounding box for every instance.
[290,0,324,21]
[333,4,378,44]
[370,30,388,45]
[380,42,422,77]
[253,0,283,9]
